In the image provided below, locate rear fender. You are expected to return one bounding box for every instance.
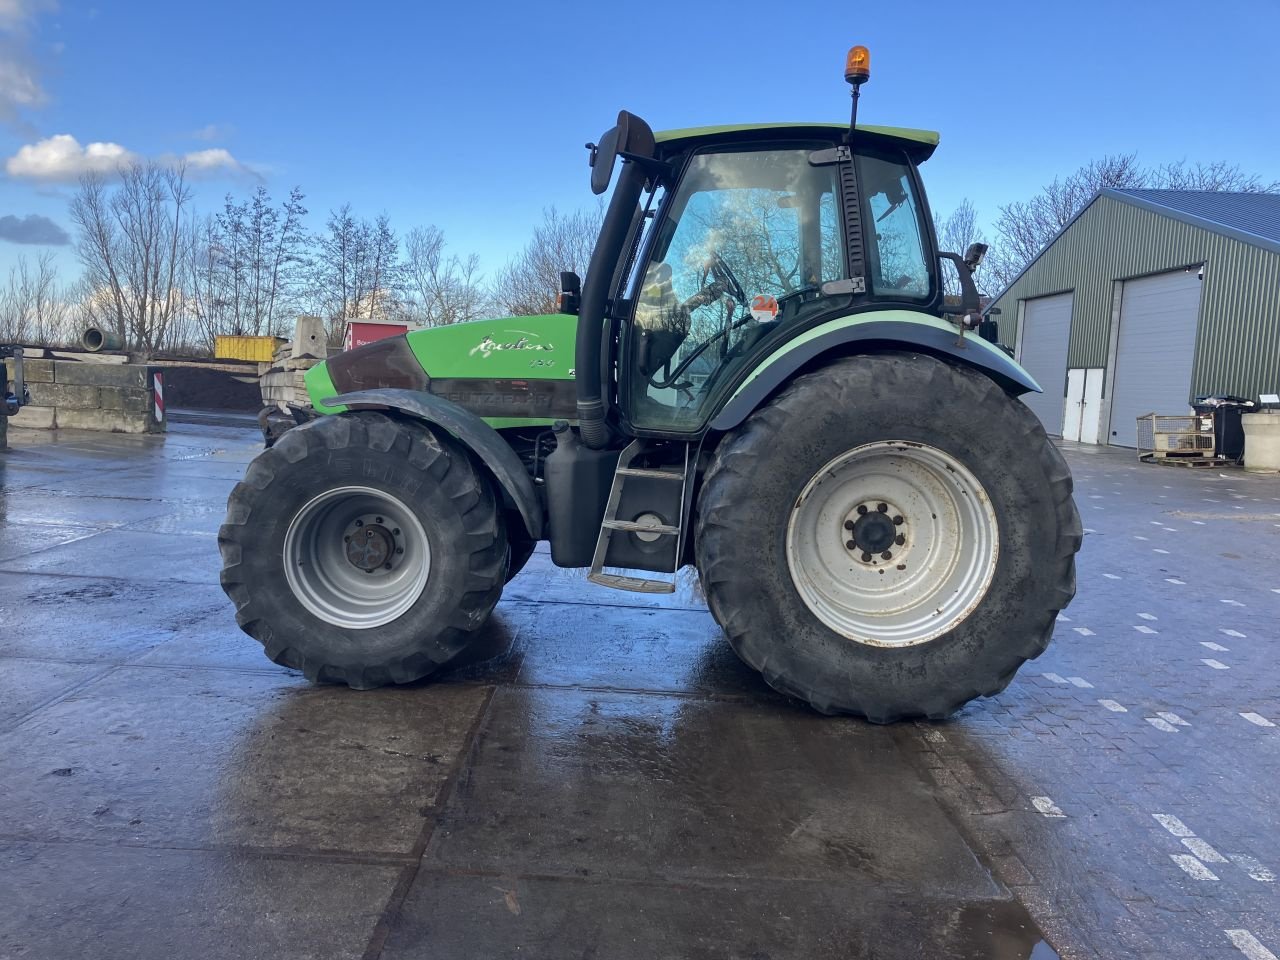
[329,387,543,540]
[710,310,1041,432]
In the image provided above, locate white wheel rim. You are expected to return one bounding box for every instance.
[283,485,431,629]
[785,441,999,648]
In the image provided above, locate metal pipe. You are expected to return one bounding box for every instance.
[82,327,124,353]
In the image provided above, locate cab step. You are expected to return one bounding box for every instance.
[587,572,676,594]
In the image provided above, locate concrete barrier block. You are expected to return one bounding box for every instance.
[55,362,148,389]
[56,407,156,434]
[8,404,57,429]
[48,383,103,409]
[4,357,54,383]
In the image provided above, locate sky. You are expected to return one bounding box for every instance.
[2,0,1279,285]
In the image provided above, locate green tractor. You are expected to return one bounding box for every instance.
[220,47,1081,721]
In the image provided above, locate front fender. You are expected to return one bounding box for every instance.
[329,387,543,541]
[709,310,1040,432]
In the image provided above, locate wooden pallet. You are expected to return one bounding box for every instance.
[1140,453,1238,468]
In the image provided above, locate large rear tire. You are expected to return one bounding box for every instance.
[219,411,507,689]
[695,352,1081,722]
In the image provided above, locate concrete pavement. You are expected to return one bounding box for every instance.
[1,419,1277,959]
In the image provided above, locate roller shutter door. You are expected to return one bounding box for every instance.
[1017,292,1073,436]
[1107,269,1202,447]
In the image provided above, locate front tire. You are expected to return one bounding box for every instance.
[695,352,1081,722]
[219,412,507,689]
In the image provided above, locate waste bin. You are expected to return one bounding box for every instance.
[1193,395,1256,461]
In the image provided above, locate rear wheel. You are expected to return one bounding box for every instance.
[695,352,1081,721]
[219,411,507,689]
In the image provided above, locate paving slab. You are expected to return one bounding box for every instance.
[428,686,999,894]
[0,840,399,960]
[0,667,489,855]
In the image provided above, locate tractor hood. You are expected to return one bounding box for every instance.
[305,314,581,429]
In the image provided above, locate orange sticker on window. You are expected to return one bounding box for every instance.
[750,294,778,322]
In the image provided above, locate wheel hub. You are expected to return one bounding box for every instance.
[845,502,905,562]
[345,522,395,572]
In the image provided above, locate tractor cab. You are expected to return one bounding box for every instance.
[579,117,944,438]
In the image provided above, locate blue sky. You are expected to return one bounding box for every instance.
[2,0,1278,282]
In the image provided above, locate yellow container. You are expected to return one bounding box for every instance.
[214,335,285,362]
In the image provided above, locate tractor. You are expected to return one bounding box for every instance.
[220,46,1081,721]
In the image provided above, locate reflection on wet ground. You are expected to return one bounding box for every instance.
[7,418,1279,958]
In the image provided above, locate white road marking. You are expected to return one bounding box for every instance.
[1150,520,1164,525]
[921,728,946,744]
[1099,699,1127,712]
[1171,854,1218,880]
[1056,613,1070,622]
[1083,527,1097,533]
[1220,599,1245,606]
[1202,659,1230,670]
[1073,627,1095,636]
[1146,717,1179,733]
[1201,641,1229,652]
[1158,712,1190,727]
[1204,498,1220,502]
[1031,796,1065,818]
[1182,837,1228,862]
[1166,578,1187,585]
[1221,629,1246,638]
[1154,813,1194,837]
[1272,588,1280,594]
[1225,929,1279,960]
[1138,612,1157,620]
[1192,520,1206,525]
[1042,673,1067,684]
[1153,548,1171,554]
[1134,625,1157,634]
[1103,573,1121,580]
[1241,713,1276,728]
[1134,535,1150,541]
[1067,676,1094,689]
[1231,855,1277,883]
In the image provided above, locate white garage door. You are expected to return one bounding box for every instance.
[1017,292,1073,436]
[1107,269,1203,447]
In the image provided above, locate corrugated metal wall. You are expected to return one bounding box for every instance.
[991,195,1280,401]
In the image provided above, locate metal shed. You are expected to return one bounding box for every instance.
[988,189,1280,446]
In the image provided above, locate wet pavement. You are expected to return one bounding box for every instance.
[0,416,1277,960]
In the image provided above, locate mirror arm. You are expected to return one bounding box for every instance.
[938,251,982,325]
[617,152,675,184]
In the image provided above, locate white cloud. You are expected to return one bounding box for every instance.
[190,123,232,142]
[6,133,249,181]
[0,59,44,109]
[0,0,56,126]
[6,134,136,179]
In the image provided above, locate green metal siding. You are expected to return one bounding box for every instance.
[991,194,1280,402]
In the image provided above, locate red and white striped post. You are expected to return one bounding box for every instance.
[153,371,165,423]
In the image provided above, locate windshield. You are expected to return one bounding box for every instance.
[625,147,843,430]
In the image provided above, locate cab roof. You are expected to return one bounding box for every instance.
[654,122,940,163]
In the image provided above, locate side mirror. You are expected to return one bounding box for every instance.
[963,242,988,272]
[588,111,656,196]
[558,271,582,315]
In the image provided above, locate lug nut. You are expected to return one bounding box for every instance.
[881,551,893,560]
[355,519,363,527]
[384,562,393,570]
[861,551,873,562]
[392,528,401,536]
[844,519,855,531]
[893,515,904,525]
[895,534,906,546]
[877,503,888,513]
[344,535,350,542]
[376,517,384,524]
[396,547,404,554]
[857,504,868,515]
[846,539,857,550]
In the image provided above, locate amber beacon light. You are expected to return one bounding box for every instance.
[844,45,871,85]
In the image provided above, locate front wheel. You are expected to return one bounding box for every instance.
[695,352,1081,722]
[219,412,507,689]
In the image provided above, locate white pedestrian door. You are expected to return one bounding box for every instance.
[1017,292,1073,436]
[1062,368,1104,443]
[1107,269,1203,447]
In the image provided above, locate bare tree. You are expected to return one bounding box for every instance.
[69,162,191,353]
[402,225,489,326]
[307,206,404,342]
[491,205,602,316]
[0,252,72,344]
